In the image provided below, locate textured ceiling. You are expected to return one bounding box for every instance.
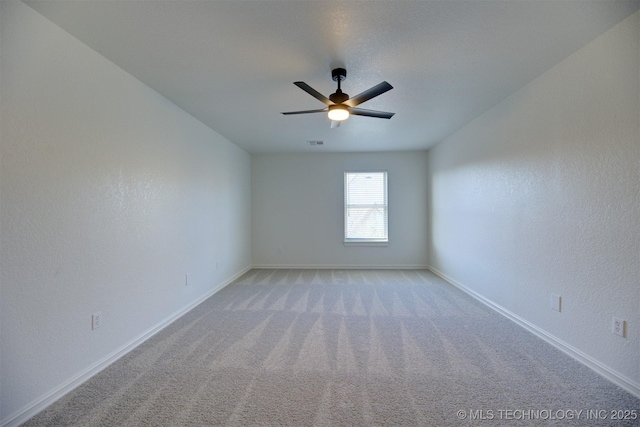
[24,0,639,153]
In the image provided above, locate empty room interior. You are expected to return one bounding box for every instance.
[1,1,639,426]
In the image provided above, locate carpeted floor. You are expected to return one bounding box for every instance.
[24,269,639,426]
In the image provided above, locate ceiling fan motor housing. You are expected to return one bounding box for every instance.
[330,91,349,104]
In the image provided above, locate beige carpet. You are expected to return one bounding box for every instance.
[24,269,639,426]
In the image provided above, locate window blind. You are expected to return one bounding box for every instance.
[344,171,388,242]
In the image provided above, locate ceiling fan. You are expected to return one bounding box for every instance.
[281,68,394,127]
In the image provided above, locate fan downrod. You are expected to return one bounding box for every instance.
[330,68,349,104]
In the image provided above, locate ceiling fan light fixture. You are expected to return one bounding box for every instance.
[282,68,394,123]
[328,104,349,121]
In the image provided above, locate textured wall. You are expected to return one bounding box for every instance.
[252,152,429,268]
[428,12,639,388]
[0,1,251,422]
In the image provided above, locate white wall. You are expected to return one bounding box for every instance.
[0,2,251,424]
[252,152,428,268]
[428,12,639,392]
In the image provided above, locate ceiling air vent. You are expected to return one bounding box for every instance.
[308,140,324,146]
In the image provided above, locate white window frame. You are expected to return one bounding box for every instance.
[344,171,389,246]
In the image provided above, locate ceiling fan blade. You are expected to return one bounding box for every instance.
[349,108,395,119]
[345,81,393,107]
[330,120,341,128]
[293,82,333,106]
[281,108,328,115]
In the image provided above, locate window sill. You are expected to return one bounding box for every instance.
[343,241,389,247]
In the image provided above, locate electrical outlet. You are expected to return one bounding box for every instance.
[612,317,625,337]
[550,294,561,312]
[215,262,219,270]
[92,312,103,330]
[185,273,189,286]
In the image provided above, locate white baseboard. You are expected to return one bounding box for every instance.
[1,266,251,427]
[251,264,430,270]
[427,265,640,399]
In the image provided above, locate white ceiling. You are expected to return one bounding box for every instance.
[24,0,639,153]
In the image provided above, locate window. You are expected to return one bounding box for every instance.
[344,171,388,243]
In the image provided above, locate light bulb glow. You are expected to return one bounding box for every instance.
[328,105,350,121]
